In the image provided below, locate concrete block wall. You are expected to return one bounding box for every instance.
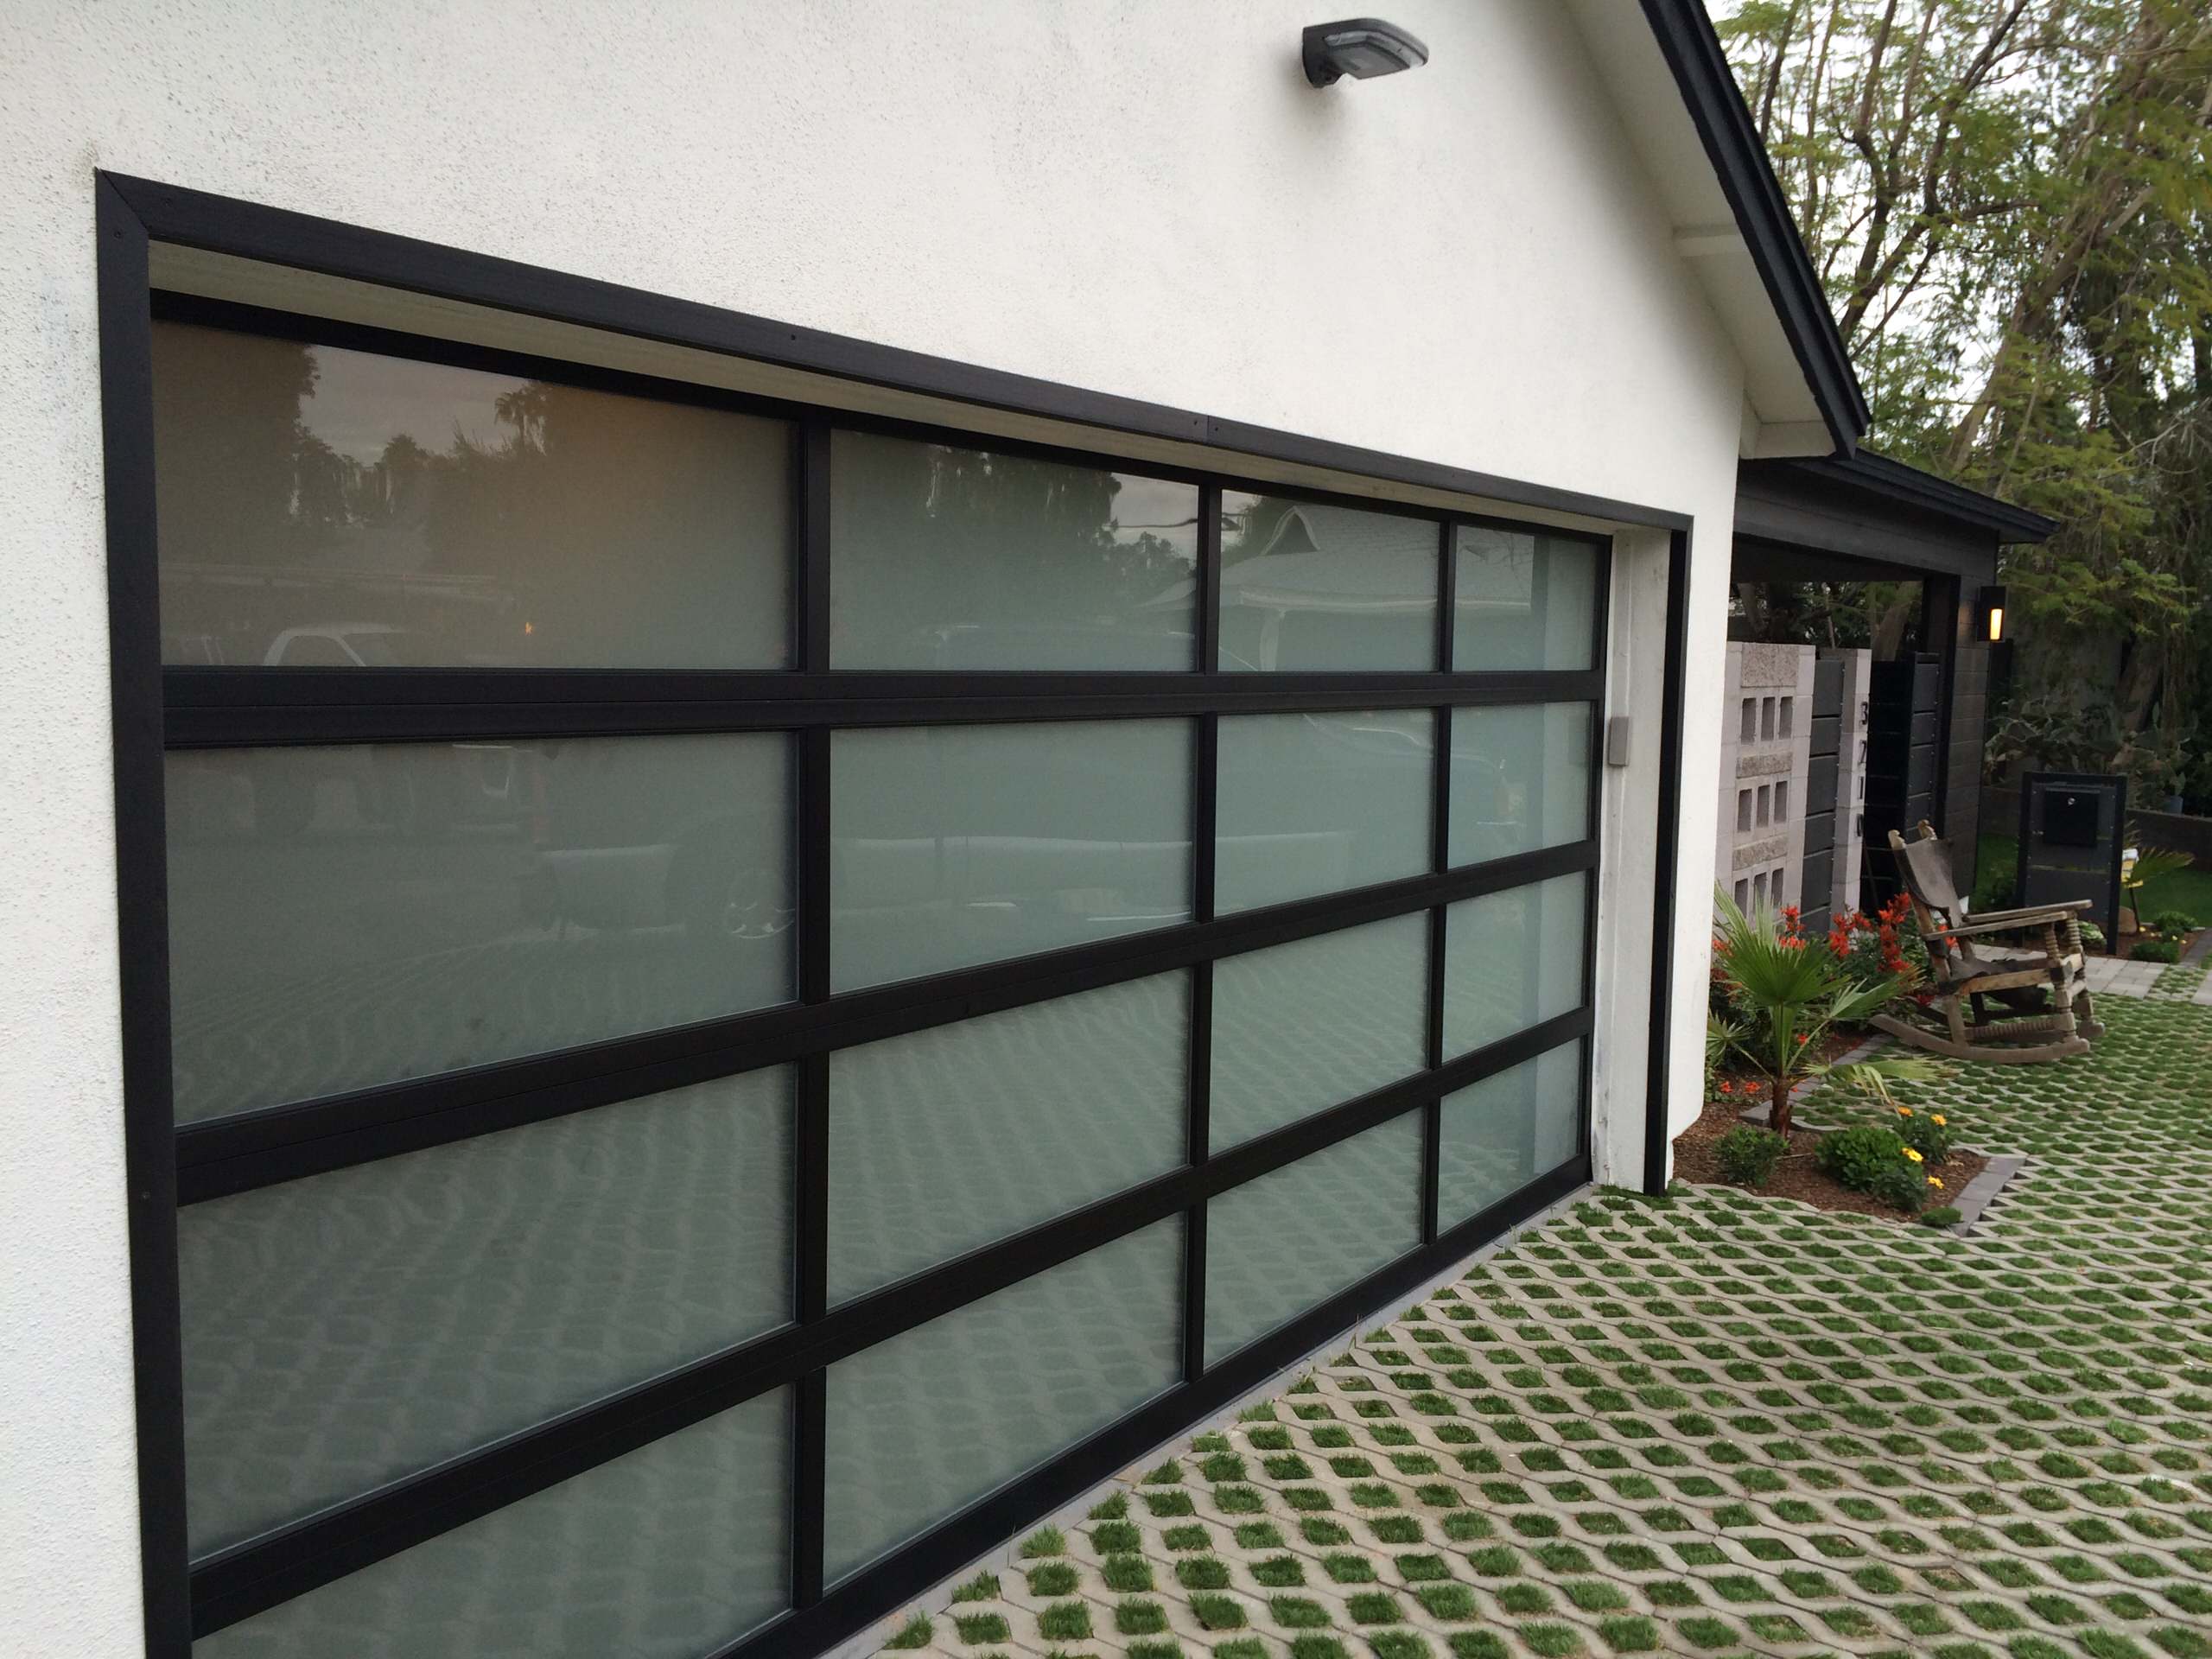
[1715,642,1815,916]
[1826,647,1871,921]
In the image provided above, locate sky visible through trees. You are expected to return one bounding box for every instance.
[1709,0,2212,805]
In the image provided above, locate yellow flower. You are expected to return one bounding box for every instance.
[1928,1176,1944,1189]
[1931,1114,1947,1126]
[1896,1107,1913,1117]
[1902,1147,1924,1163]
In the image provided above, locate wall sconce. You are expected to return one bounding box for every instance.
[1977,584,2006,643]
[1303,18,1429,86]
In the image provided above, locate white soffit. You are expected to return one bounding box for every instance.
[1563,0,1834,458]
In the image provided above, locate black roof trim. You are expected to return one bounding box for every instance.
[1748,450,2057,543]
[1640,0,1870,452]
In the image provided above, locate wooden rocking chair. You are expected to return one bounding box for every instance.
[1866,822,2102,1064]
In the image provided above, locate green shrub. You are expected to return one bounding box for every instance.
[1816,1124,1907,1187]
[2080,921,2107,951]
[1815,1124,1926,1213]
[1715,1126,1788,1188]
[1921,1205,1964,1227]
[2132,938,2181,963]
[2149,909,2197,936]
[1894,1107,1953,1164]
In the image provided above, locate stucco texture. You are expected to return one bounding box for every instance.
[0,4,1747,1652]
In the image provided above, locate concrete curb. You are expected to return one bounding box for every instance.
[1941,1151,2030,1236]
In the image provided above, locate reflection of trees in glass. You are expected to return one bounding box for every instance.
[151,325,320,566]
[153,321,783,666]
[834,436,1193,658]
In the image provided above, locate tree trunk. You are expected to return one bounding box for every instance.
[1770,1075,1794,1139]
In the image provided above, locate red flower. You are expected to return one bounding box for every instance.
[1717,1079,1735,1094]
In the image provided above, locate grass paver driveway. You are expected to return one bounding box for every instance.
[878,996,2212,1659]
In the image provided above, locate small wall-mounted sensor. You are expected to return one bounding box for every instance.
[1605,715,1631,768]
[1302,17,1430,86]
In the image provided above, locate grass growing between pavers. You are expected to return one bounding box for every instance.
[873,999,2212,1659]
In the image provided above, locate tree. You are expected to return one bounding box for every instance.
[1713,0,2212,803]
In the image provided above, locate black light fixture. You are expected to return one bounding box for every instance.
[1977,584,2007,643]
[1302,17,1430,86]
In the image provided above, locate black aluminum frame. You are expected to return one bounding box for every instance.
[96,171,1694,1659]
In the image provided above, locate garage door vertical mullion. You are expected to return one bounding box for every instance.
[791,415,834,1609]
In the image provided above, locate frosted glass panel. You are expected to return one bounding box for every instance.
[1210,917,1427,1149]
[1448,702,1592,867]
[830,430,1198,668]
[825,1219,1182,1581]
[830,721,1191,990]
[193,1388,789,1659]
[1205,1113,1422,1366]
[1216,710,1433,912]
[151,321,788,669]
[180,1068,790,1554]
[1439,1040,1584,1230]
[1453,529,1599,671]
[1442,873,1587,1059]
[829,973,1188,1300]
[1220,493,1437,671]
[165,734,791,1122]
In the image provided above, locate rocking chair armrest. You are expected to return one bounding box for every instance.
[1933,913,2080,940]
[1961,900,2093,925]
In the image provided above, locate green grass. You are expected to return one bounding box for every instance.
[1188,1593,1246,1631]
[1113,1600,1166,1636]
[883,1613,932,1649]
[1037,1602,1091,1641]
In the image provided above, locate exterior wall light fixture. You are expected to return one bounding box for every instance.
[1977,584,2006,643]
[1302,17,1429,86]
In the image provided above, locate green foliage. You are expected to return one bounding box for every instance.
[2132,938,2181,963]
[1815,1124,1928,1212]
[2149,909,2198,936]
[1895,1107,1954,1165]
[1829,898,1931,993]
[1708,886,1942,1135]
[1715,1126,1789,1189]
[1922,1205,1965,1227]
[1815,1123,1906,1187]
[2124,847,2196,899]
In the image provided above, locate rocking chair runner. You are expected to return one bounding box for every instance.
[1866,822,2103,1064]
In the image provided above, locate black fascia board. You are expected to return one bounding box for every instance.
[1639,0,1871,454]
[1757,450,2058,544]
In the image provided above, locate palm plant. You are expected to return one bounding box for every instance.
[1708,886,1942,1136]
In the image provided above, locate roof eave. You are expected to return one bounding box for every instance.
[1743,450,2059,543]
[1638,0,1870,454]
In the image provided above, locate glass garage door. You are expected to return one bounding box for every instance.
[143,299,1605,1657]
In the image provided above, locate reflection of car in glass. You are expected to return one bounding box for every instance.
[263,621,426,667]
[901,622,1195,671]
[1213,709,1433,901]
[518,743,791,950]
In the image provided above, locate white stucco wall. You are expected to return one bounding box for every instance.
[0,4,1745,1650]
